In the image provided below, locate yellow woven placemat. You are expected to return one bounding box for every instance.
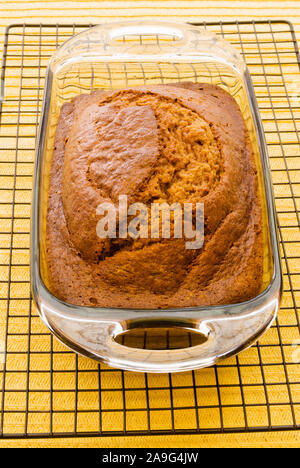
[0,3,300,448]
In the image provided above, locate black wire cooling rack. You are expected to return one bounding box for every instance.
[0,20,299,439]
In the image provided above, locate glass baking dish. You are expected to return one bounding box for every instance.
[31,20,282,372]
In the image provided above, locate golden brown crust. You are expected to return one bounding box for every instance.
[46,82,263,308]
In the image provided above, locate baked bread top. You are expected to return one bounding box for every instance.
[46,82,263,308]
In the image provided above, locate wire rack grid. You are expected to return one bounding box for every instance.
[0,20,299,439]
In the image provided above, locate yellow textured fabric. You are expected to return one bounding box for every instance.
[0,1,300,448]
[0,431,299,448]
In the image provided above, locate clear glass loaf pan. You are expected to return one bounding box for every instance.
[31,21,282,373]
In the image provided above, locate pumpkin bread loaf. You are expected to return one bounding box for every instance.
[46,82,263,308]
